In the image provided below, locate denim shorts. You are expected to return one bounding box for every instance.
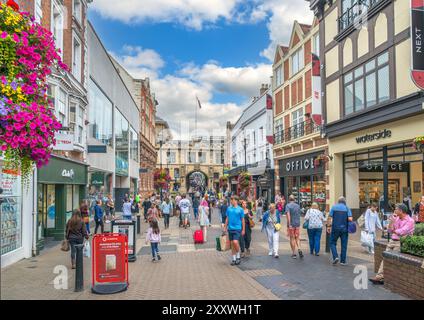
[228,230,241,241]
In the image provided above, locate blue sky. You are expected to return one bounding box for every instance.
[88,0,312,136]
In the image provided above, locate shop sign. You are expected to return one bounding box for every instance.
[280,152,324,177]
[87,145,107,153]
[61,169,75,180]
[53,133,74,151]
[359,162,409,172]
[411,0,424,90]
[355,129,392,144]
[92,234,128,294]
[91,172,105,186]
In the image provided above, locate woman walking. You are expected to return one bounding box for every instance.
[65,209,89,269]
[304,202,326,256]
[240,200,254,257]
[256,198,264,222]
[199,198,210,242]
[93,200,104,234]
[145,220,162,262]
[262,204,280,258]
[364,203,383,254]
[161,198,173,229]
[80,203,90,235]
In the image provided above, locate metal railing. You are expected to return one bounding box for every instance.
[338,0,382,32]
[274,120,321,145]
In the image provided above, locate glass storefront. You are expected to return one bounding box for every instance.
[115,109,129,177]
[0,167,22,255]
[344,142,423,214]
[280,151,327,213]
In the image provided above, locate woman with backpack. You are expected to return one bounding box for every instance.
[65,209,89,269]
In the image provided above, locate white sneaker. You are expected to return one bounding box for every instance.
[268,251,273,256]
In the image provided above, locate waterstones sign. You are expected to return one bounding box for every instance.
[355,129,392,144]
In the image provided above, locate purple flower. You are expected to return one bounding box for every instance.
[10,82,18,90]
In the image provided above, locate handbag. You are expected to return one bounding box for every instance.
[303,220,309,229]
[220,234,231,251]
[248,216,255,229]
[360,231,373,248]
[61,239,70,252]
[274,223,282,231]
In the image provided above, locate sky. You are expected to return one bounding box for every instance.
[88,0,313,139]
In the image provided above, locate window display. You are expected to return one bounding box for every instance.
[312,175,326,211]
[1,168,22,255]
[359,179,399,208]
[285,175,326,212]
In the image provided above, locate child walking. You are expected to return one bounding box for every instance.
[145,220,161,262]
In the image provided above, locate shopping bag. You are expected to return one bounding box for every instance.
[360,231,373,248]
[220,234,231,251]
[357,214,365,229]
[61,240,70,252]
[215,237,222,251]
[83,241,91,258]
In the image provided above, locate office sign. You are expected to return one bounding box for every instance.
[411,0,424,90]
[279,152,324,177]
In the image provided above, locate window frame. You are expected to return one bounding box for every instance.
[343,51,390,117]
[291,47,304,76]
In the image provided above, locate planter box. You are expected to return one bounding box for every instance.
[374,240,388,273]
[382,250,424,300]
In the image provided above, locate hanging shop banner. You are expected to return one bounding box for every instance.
[266,94,275,144]
[92,233,128,295]
[311,53,322,125]
[53,133,74,151]
[112,220,136,262]
[411,0,424,90]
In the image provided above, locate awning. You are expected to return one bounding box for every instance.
[248,159,268,176]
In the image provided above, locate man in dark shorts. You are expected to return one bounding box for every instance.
[142,196,152,222]
[224,196,245,265]
[285,195,303,259]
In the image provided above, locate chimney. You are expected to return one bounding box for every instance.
[260,84,269,96]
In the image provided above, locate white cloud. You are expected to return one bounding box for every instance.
[257,0,313,61]
[110,47,272,138]
[91,0,242,30]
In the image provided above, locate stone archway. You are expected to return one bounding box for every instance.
[186,171,208,194]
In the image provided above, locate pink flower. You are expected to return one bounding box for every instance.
[0,32,7,39]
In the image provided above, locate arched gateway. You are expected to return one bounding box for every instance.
[186,171,208,194]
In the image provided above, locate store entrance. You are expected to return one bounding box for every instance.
[344,142,423,216]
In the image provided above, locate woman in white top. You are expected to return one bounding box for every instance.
[198,199,210,243]
[364,203,383,254]
[304,202,326,256]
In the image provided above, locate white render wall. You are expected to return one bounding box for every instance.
[231,91,274,169]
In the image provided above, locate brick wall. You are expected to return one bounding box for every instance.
[383,251,424,300]
[374,241,387,273]
[275,90,283,115]
[305,69,312,99]
[297,77,303,102]
[284,85,290,110]
[284,60,289,82]
[304,39,311,65]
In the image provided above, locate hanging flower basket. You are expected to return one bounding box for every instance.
[413,136,424,153]
[153,168,171,191]
[0,2,66,185]
[314,153,332,167]
[238,171,251,190]
[219,174,229,188]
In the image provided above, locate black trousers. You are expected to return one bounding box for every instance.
[240,228,252,252]
[94,219,104,234]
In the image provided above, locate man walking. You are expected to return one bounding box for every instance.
[285,195,303,259]
[179,194,191,229]
[161,197,173,229]
[224,196,245,266]
[193,195,200,220]
[327,196,353,265]
[142,196,152,223]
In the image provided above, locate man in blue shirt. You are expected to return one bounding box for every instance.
[94,200,104,234]
[224,196,245,265]
[327,196,353,265]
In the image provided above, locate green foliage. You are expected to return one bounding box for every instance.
[400,235,424,258]
[414,223,424,236]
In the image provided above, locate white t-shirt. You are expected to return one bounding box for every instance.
[179,199,191,214]
[122,202,132,217]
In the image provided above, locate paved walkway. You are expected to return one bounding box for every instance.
[0,208,405,300]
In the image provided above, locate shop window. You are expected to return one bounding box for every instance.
[0,168,22,255]
[343,51,390,116]
[115,109,129,176]
[130,126,139,162]
[88,79,113,146]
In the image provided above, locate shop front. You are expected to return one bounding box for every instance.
[37,156,88,247]
[0,160,34,268]
[279,151,327,212]
[329,115,424,218]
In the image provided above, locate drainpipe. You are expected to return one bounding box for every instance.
[32,167,38,257]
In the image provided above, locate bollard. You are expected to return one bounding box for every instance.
[137,215,141,234]
[74,244,84,292]
[325,226,331,253]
